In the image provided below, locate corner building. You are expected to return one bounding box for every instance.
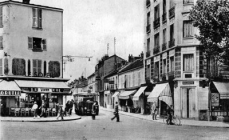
[144,0,209,119]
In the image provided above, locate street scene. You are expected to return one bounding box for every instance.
[1,0,229,140]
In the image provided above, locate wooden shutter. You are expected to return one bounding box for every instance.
[32,8,38,27]
[33,59,37,75]
[42,39,47,51]
[38,60,42,73]
[0,58,2,75]
[0,36,3,49]
[0,6,3,28]
[38,9,42,28]
[28,37,33,49]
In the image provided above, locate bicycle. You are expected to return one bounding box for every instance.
[163,115,182,126]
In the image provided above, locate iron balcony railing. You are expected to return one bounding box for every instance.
[169,7,175,19]
[162,43,167,51]
[154,17,160,29]
[183,0,194,4]
[162,12,167,23]
[169,39,175,48]
[146,51,151,57]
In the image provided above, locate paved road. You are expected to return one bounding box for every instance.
[1,110,229,140]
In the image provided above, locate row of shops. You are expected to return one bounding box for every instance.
[0,77,71,116]
[100,81,229,121]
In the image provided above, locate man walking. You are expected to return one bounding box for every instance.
[111,102,119,122]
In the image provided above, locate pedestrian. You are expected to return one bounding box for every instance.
[91,102,96,120]
[31,101,39,119]
[64,101,70,116]
[111,102,119,122]
[166,105,174,125]
[56,104,64,120]
[151,102,156,120]
[69,99,74,115]
[39,102,46,117]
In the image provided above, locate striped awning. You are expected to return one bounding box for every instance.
[119,90,136,100]
[0,80,21,96]
[213,82,229,99]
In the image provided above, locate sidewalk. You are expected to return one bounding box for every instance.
[101,107,229,128]
[0,114,81,122]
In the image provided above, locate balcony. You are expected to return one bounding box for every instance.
[162,43,167,51]
[162,12,167,24]
[146,24,151,33]
[146,0,150,7]
[146,51,151,57]
[154,18,160,29]
[153,46,160,54]
[169,7,175,19]
[169,39,175,48]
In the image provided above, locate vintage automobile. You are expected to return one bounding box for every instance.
[74,96,99,116]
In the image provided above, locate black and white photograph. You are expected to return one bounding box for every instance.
[0,0,229,140]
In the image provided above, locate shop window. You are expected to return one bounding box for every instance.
[183,54,194,72]
[49,61,60,78]
[33,59,42,76]
[0,58,2,75]
[12,58,26,75]
[32,8,42,29]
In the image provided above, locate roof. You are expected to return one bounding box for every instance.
[87,72,95,79]
[0,0,63,12]
[119,59,143,74]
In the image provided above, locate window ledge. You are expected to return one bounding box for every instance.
[32,27,43,30]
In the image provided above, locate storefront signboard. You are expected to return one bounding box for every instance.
[211,93,219,107]
[182,81,194,85]
[39,88,52,92]
[0,90,21,96]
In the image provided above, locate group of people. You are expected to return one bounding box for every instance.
[31,99,74,120]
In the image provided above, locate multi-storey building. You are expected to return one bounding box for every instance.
[0,0,70,116]
[144,0,210,119]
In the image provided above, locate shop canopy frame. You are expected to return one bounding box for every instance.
[213,82,229,99]
[147,83,172,106]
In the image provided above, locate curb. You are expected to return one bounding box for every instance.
[101,108,229,128]
[1,117,81,122]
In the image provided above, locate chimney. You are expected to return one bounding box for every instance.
[23,0,30,4]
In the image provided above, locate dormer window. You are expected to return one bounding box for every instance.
[32,8,42,29]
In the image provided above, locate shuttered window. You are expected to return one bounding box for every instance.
[33,59,42,76]
[12,58,26,75]
[0,36,3,50]
[183,21,193,38]
[0,6,3,28]
[32,8,42,29]
[183,54,194,71]
[28,37,33,49]
[42,39,47,51]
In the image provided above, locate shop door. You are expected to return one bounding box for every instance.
[181,88,195,118]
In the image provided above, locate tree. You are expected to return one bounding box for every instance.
[189,0,229,77]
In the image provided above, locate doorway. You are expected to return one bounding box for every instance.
[181,88,196,118]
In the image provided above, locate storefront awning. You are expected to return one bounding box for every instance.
[0,80,21,96]
[213,82,229,99]
[119,90,136,100]
[133,86,147,101]
[15,80,70,89]
[112,91,119,98]
[147,83,172,106]
[73,91,97,96]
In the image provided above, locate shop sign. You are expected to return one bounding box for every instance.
[0,90,21,96]
[52,88,61,92]
[182,81,194,85]
[39,88,51,92]
[211,93,219,107]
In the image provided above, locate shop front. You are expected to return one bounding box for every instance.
[210,82,229,122]
[133,86,147,114]
[118,90,136,112]
[147,83,173,117]
[0,78,70,117]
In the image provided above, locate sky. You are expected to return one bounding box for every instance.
[15,0,145,81]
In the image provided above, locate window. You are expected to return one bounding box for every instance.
[170,56,174,72]
[163,29,166,44]
[147,12,150,25]
[33,59,42,76]
[0,6,3,28]
[0,59,2,75]
[147,38,150,51]
[155,62,159,78]
[163,0,166,13]
[154,5,160,20]
[0,36,2,49]
[183,21,193,38]
[12,58,26,76]
[183,54,194,71]
[32,8,42,29]
[28,60,31,76]
[163,59,166,74]
[44,61,46,76]
[154,33,159,48]
[170,24,174,41]
[28,37,47,51]
[49,61,60,78]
